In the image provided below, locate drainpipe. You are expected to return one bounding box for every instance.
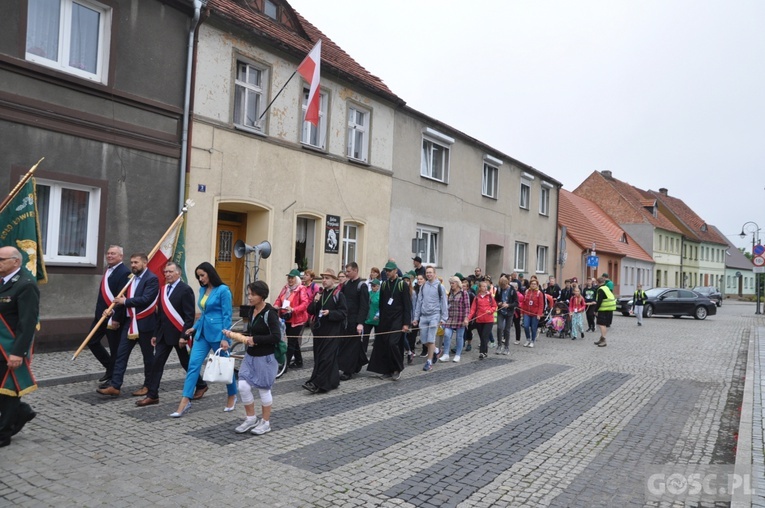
[178,0,203,212]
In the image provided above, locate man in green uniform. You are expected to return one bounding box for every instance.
[0,246,40,447]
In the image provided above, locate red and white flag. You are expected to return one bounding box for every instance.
[147,217,183,282]
[297,40,322,126]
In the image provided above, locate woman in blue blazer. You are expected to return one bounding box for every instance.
[171,262,236,417]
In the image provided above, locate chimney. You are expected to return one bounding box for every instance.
[601,170,613,179]
[659,188,668,196]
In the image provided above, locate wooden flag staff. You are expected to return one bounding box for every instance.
[71,199,195,361]
[0,157,44,214]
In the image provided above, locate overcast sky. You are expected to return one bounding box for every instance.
[289,0,765,252]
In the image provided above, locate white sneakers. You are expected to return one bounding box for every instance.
[235,416,260,434]
[452,355,460,362]
[440,354,450,362]
[251,419,271,435]
[523,341,535,348]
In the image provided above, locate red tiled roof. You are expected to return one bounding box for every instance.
[573,171,682,234]
[559,189,654,262]
[648,190,727,246]
[205,0,403,104]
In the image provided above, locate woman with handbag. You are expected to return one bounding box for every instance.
[171,262,236,418]
[274,269,310,368]
[223,281,280,435]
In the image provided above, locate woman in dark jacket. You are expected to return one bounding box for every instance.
[223,281,281,436]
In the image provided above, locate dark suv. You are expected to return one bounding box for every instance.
[692,286,722,307]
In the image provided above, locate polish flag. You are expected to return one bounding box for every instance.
[147,218,183,283]
[297,40,322,126]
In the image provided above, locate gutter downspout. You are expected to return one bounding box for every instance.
[178,0,203,212]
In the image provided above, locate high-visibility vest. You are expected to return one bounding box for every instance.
[598,286,617,311]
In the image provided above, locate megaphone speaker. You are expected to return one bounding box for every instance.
[254,240,271,259]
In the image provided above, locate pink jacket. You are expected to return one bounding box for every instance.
[273,284,310,326]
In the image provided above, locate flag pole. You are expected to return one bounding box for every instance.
[255,70,297,126]
[71,200,194,361]
[0,157,44,214]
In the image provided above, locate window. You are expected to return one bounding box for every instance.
[264,0,278,19]
[295,216,317,271]
[482,163,498,198]
[26,0,111,83]
[301,86,327,149]
[234,61,268,132]
[514,242,528,272]
[415,225,440,265]
[421,129,453,182]
[347,105,370,162]
[36,179,100,265]
[520,179,531,209]
[539,186,550,215]
[536,246,547,273]
[342,224,358,266]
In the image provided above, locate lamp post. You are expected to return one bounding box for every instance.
[740,221,761,315]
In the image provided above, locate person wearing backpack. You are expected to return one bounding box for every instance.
[222,281,281,436]
[303,269,347,394]
[412,266,448,372]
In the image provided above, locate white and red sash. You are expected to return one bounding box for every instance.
[161,284,184,332]
[127,276,158,339]
[101,269,117,328]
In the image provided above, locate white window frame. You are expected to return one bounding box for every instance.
[416,224,441,266]
[539,186,550,216]
[342,223,359,267]
[482,163,498,199]
[233,60,268,133]
[520,179,531,209]
[25,0,112,83]
[514,242,528,272]
[421,129,453,183]
[536,245,548,273]
[301,86,328,149]
[35,178,100,265]
[347,104,370,162]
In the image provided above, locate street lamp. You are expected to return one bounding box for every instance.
[740,221,761,315]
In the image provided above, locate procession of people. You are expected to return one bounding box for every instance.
[0,229,617,447]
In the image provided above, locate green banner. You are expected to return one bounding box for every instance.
[0,178,47,282]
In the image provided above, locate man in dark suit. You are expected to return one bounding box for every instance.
[97,252,158,397]
[89,245,131,388]
[0,246,40,448]
[136,261,207,406]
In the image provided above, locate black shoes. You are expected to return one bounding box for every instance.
[98,373,111,383]
[302,381,318,393]
[289,362,304,369]
[339,373,353,381]
[98,380,111,389]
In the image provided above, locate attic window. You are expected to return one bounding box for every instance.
[700,223,707,232]
[264,0,277,20]
[620,233,628,243]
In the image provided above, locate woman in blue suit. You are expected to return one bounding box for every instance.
[171,262,236,417]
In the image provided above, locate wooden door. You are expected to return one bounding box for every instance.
[215,213,247,307]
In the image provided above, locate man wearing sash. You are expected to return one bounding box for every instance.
[136,262,207,406]
[0,246,40,448]
[90,245,130,388]
[97,252,158,397]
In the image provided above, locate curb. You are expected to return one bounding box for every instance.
[732,327,754,507]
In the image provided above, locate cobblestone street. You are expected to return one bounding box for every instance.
[2,302,762,507]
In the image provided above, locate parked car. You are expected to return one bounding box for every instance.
[617,287,717,320]
[692,286,722,307]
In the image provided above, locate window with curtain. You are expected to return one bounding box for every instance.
[482,163,498,198]
[421,138,450,182]
[515,242,528,272]
[535,245,547,273]
[342,224,359,266]
[35,179,100,265]
[301,87,327,149]
[347,105,370,162]
[234,61,268,132]
[416,224,440,265]
[26,0,111,83]
[519,180,531,209]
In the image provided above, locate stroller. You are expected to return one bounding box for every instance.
[545,301,571,338]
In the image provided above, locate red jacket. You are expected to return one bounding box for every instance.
[522,289,545,318]
[469,292,497,324]
[568,295,586,314]
[273,284,309,327]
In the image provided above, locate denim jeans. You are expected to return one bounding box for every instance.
[418,314,440,344]
[496,312,512,347]
[442,327,464,356]
[523,315,540,342]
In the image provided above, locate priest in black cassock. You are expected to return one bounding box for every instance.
[337,262,369,381]
[367,261,411,380]
[303,269,347,394]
